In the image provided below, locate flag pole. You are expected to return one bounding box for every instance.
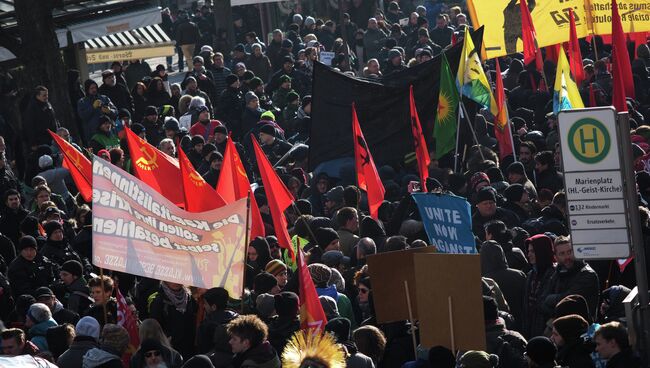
[459,101,485,161]
[241,191,252,313]
[454,101,462,172]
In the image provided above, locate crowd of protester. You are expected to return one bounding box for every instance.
[1,0,650,367]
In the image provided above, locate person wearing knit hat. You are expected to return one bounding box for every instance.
[254,272,280,295]
[551,314,592,367]
[265,259,288,288]
[314,227,340,252]
[526,336,558,366]
[553,294,592,324]
[259,123,276,137]
[502,183,530,221]
[472,186,520,242]
[25,302,57,351]
[60,260,92,314]
[459,350,499,368]
[59,316,100,367]
[85,323,129,366]
[267,291,300,354]
[471,172,491,193]
[506,161,538,199]
[10,235,58,297]
[41,219,84,273]
[308,263,333,288]
[319,295,340,320]
[256,293,277,322]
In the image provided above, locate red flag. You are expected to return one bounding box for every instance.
[409,86,430,192]
[520,0,543,71]
[352,104,385,220]
[116,288,140,366]
[297,245,327,331]
[49,130,92,202]
[216,137,265,239]
[611,0,635,112]
[251,135,294,258]
[178,147,225,212]
[568,9,585,87]
[545,44,561,65]
[494,60,514,161]
[124,127,184,206]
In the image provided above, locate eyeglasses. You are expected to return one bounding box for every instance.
[358,288,369,294]
[145,351,161,358]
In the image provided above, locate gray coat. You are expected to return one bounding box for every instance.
[57,337,98,368]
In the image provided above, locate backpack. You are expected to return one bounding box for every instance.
[494,334,528,368]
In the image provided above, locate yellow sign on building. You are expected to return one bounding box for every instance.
[467,0,650,59]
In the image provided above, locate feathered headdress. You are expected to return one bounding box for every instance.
[282,330,347,368]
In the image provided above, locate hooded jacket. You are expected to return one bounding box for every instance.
[82,347,122,368]
[480,241,526,330]
[197,309,239,353]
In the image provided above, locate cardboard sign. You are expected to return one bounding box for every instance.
[414,254,486,351]
[366,247,436,323]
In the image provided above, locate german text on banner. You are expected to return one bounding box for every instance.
[468,0,650,59]
[92,157,247,297]
[412,193,476,254]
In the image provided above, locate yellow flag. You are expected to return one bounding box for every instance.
[456,34,498,116]
[553,49,584,114]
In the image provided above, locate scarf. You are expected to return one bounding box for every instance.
[161,283,189,313]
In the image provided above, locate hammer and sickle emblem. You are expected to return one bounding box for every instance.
[189,172,205,186]
[136,146,158,170]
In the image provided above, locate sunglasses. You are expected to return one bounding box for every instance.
[358,287,369,294]
[145,351,161,358]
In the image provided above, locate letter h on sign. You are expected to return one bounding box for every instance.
[579,127,599,154]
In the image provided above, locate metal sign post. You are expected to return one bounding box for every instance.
[617,112,650,365]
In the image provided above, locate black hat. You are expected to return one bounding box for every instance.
[34,286,54,299]
[287,91,300,103]
[201,143,217,157]
[553,314,588,342]
[526,337,557,365]
[233,43,245,53]
[131,123,146,135]
[44,220,63,238]
[242,70,255,81]
[274,291,299,317]
[118,108,131,120]
[208,151,223,163]
[259,124,276,137]
[61,260,83,278]
[418,27,429,37]
[254,272,278,294]
[249,77,263,89]
[282,39,293,49]
[145,106,158,116]
[325,317,351,342]
[19,235,38,251]
[503,184,525,203]
[191,135,205,147]
[140,338,164,354]
[314,227,339,248]
[476,187,497,203]
[213,125,228,135]
[164,117,180,132]
[226,74,239,86]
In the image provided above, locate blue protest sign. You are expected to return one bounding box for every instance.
[412,193,476,254]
